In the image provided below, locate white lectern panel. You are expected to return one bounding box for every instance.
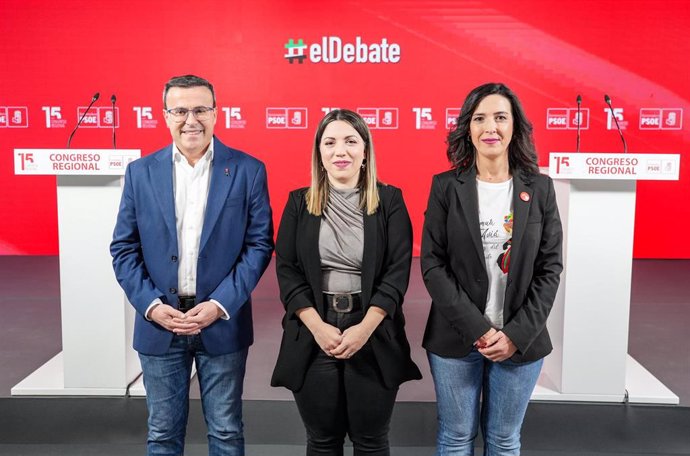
[12,149,141,396]
[533,154,679,404]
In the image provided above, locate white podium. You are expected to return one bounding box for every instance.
[533,153,680,404]
[12,149,141,395]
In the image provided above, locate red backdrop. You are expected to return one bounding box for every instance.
[1,0,688,257]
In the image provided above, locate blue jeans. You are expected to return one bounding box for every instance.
[139,335,248,456]
[428,349,543,456]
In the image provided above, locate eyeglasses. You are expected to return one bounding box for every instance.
[165,106,215,122]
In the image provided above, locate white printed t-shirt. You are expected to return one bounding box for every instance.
[476,178,514,329]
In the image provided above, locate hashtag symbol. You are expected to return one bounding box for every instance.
[284,38,307,64]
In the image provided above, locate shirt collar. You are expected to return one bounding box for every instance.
[172,141,214,165]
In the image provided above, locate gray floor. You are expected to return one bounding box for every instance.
[627,260,690,405]
[2,256,689,403]
[0,446,679,456]
[2,396,688,454]
[1,256,690,455]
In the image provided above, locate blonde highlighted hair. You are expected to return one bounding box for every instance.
[306,109,380,216]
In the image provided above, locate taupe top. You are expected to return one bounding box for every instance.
[319,187,364,293]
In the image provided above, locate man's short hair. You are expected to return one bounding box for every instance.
[163,74,216,108]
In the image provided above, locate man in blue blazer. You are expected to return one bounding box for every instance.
[111,74,273,456]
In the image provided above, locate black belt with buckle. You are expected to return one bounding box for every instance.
[178,296,196,312]
[324,293,362,313]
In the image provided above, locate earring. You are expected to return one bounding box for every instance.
[361,158,367,170]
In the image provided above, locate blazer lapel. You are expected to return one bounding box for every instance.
[454,169,485,268]
[200,138,234,252]
[149,146,177,243]
[303,211,324,316]
[509,172,533,281]
[361,210,377,308]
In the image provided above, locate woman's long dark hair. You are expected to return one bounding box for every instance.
[447,83,539,177]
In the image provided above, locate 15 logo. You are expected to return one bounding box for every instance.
[222,107,246,129]
[41,106,67,128]
[605,108,626,130]
[17,152,35,170]
[133,107,158,129]
[412,107,436,130]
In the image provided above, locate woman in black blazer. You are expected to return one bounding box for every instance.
[421,83,563,456]
[271,109,421,456]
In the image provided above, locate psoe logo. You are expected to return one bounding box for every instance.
[0,106,29,128]
[266,107,308,129]
[662,159,676,174]
[663,109,683,129]
[109,155,125,170]
[412,107,437,130]
[100,107,120,127]
[639,108,682,130]
[357,108,398,129]
[77,106,118,128]
[546,108,590,130]
[222,107,247,129]
[42,106,67,128]
[646,159,661,174]
[446,108,461,129]
[133,106,158,129]
[284,36,401,64]
[605,107,627,130]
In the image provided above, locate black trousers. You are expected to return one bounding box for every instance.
[293,307,398,456]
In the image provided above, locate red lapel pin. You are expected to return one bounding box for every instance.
[520,191,530,202]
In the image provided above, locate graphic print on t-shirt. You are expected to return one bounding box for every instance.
[497,213,513,274]
[477,178,513,328]
[480,217,502,259]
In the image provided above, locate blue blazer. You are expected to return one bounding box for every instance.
[111,137,274,356]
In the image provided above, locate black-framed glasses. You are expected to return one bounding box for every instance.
[164,106,215,122]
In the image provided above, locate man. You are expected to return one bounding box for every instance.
[111,74,273,456]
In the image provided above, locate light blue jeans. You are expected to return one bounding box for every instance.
[139,335,248,456]
[428,349,543,456]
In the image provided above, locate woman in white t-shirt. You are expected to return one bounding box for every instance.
[421,83,563,456]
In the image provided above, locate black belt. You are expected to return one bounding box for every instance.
[324,293,362,313]
[178,296,196,312]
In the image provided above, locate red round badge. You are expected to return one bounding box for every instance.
[520,192,530,202]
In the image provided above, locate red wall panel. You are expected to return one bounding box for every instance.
[1,0,687,257]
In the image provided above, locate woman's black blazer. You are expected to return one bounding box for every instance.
[271,184,422,391]
[421,167,563,362]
